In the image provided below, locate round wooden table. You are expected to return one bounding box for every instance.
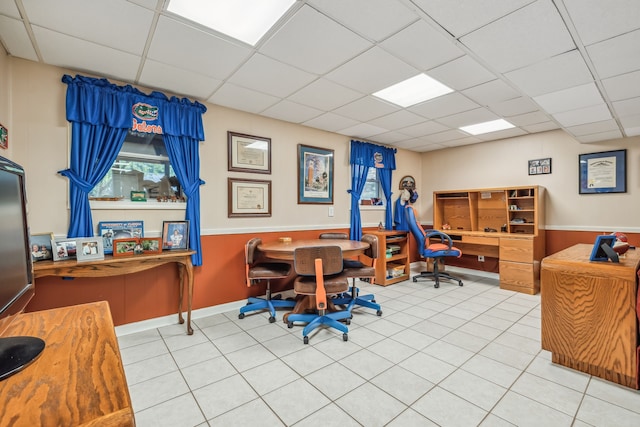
[258,238,369,260]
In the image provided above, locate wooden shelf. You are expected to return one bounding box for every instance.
[367,230,410,286]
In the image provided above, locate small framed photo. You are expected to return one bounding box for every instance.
[140,237,162,254]
[228,178,271,217]
[30,232,54,262]
[113,238,139,257]
[130,191,146,202]
[298,144,334,204]
[162,221,190,250]
[52,238,77,261]
[76,237,105,262]
[98,220,144,254]
[528,158,551,175]
[227,131,271,174]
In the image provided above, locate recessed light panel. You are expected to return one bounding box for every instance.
[460,119,515,135]
[167,0,296,46]
[373,74,454,107]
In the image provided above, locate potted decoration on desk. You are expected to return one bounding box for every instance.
[162,220,190,250]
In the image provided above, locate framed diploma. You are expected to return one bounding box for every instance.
[579,149,626,194]
[227,131,271,174]
[228,178,271,217]
[297,144,334,204]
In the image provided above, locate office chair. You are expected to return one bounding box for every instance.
[318,232,349,240]
[331,234,383,316]
[286,246,351,344]
[406,205,463,288]
[238,238,296,323]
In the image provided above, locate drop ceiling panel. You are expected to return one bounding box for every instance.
[489,97,539,117]
[303,112,359,132]
[22,0,153,55]
[586,29,640,79]
[612,97,640,118]
[565,119,620,137]
[369,131,413,144]
[436,108,500,128]
[0,16,38,61]
[397,121,449,138]
[533,83,604,114]
[368,110,426,130]
[208,83,279,114]
[475,127,527,141]
[460,0,576,73]
[261,99,323,123]
[601,70,640,101]
[576,130,623,143]
[308,0,418,42]
[287,78,363,111]
[148,16,252,79]
[338,123,388,138]
[522,121,559,133]
[0,0,20,17]
[562,0,640,46]
[332,96,399,122]
[461,79,521,106]
[552,103,612,127]
[427,55,495,91]
[260,5,371,74]
[409,92,479,119]
[423,129,469,143]
[508,111,552,126]
[139,59,222,100]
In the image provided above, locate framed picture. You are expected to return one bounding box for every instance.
[228,178,271,217]
[528,158,551,175]
[97,221,144,254]
[140,237,162,254]
[297,144,334,204]
[113,238,139,257]
[227,131,271,174]
[162,220,190,250]
[130,190,146,202]
[0,123,7,149]
[52,238,77,261]
[30,232,54,262]
[579,149,626,194]
[76,237,105,262]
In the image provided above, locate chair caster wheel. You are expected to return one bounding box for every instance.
[238,313,245,319]
[269,316,276,323]
[434,283,440,288]
[287,321,293,328]
[345,319,351,325]
[371,299,376,303]
[376,310,382,316]
[413,278,417,282]
[459,282,464,286]
[303,336,309,344]
[343,333,348,342]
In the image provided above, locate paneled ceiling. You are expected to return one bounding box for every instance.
[1,0,639,151]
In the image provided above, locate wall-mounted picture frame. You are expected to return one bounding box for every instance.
[113,238,139,257]
[140,237,162,254]
[228,131,271,174]
[76,237,105,262]
[97,220,144,254]
[162,220,190,250]
[297,144,334,204]
[52,238,77,261]
[579,149,626,194]
[228,178,271,217]
[30,232,54,262]
[528,158,551,175]
[0,123,7,149]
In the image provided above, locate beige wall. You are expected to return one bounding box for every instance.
[420,131,640,232]
[0,45,10,157]
[4,57,420,237]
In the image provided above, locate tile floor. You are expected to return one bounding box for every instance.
[117,267,640,427]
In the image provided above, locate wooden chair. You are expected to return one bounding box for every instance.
[238,238,295,323]
[286,246,351,344]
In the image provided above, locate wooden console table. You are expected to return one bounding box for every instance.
[541,244,640,389]
[0,301,135,426]
[34,250,196,334]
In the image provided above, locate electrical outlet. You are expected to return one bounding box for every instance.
[328,206,334,217]
[478,255,485,262]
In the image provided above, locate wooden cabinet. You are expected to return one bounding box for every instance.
[541,244,640,389]
[433,186,545,294]
[368,230,410,286]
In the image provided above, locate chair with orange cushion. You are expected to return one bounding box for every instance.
[406,205,463,288]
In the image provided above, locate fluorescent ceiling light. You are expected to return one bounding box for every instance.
[373,74,453,107]
[167,0,296,46]
[460,119,515,135]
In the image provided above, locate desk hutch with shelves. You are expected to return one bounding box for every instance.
[433,185,545,294]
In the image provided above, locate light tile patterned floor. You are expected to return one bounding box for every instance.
[117,268,640,426]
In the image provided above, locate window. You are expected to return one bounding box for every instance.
[89,131,182,201]
[359,167,383,206]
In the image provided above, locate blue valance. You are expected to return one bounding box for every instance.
[62,74,207,139]
[349,140,397,170]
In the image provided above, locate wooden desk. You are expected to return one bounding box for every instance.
[34,250,196,335]
[258,239,369,261]
[0,301,135,426]
[541,244,640,389]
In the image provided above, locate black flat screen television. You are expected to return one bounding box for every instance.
[0,155,45,381]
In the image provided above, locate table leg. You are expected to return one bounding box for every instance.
[177,259,195,335]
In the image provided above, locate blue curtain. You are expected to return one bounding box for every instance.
[349,140,396,240]
[60,74,207,265]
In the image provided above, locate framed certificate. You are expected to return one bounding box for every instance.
[228,178,271,217]
[227,131,271,174]
[579,149,626,194]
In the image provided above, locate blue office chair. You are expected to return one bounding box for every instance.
[286,245,351,344]
[239,238,296,323]
[406,205,463,288]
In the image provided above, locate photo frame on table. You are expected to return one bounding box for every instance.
[528,158,551,175]
[52,238,77,261]
[579,149,626,194]
[30,232,54,262]
[162,220,190,250]
[140,237,162,254]
[228,178,271,217]
[112,238,139,257]
[228,131,271,174]
[76,237,105,262]
[589,234,619,262]
[297,144,334,204]
[97,220,144,254]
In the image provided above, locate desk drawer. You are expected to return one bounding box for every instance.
[500,260,539,294]
[461,235,499,246]
[500,238,534,263]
